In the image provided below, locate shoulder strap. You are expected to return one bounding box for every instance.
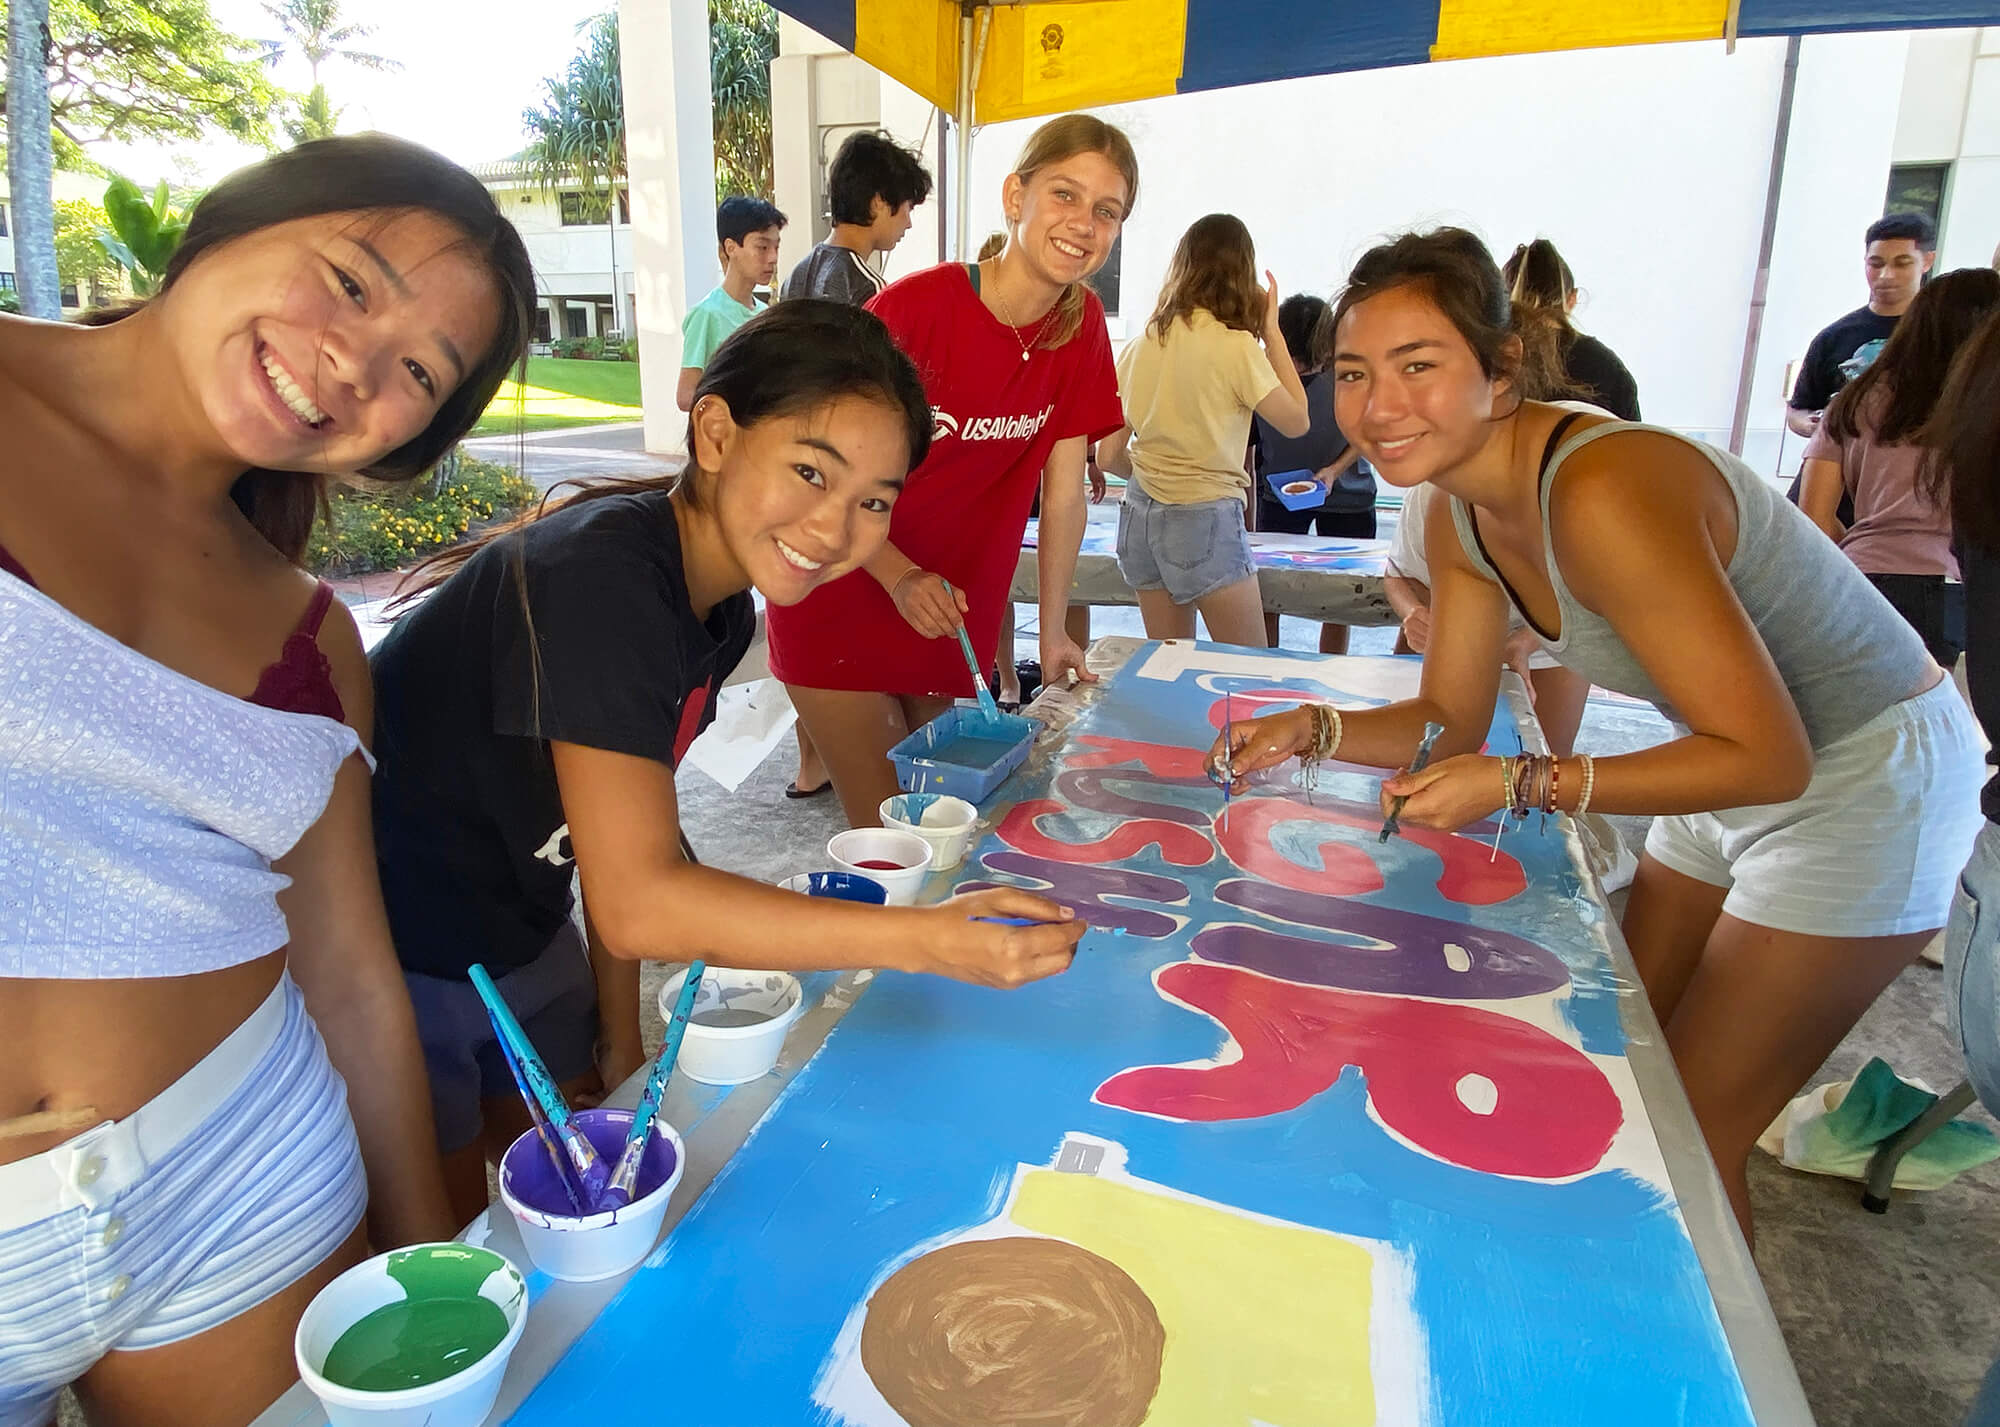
[1539,411,1586,482]
[966,260,981,296]
[297,580,337,640]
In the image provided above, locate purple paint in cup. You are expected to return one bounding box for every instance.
[499,1107,685,1282]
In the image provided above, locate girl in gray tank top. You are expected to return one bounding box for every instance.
[1212,228,1981,1241]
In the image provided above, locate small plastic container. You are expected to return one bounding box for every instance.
[1266,468,1328,511]
[776,870,888,903]
[827,827,933,905]
[659,966,808,1086]
[879,793,980,870]
[295,1242,528,1427]
[886,706,1038,802]
[497,1106,684,1283]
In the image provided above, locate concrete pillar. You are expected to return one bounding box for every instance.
[620,0,717,454]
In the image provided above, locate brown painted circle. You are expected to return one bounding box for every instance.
[859,1236,1165,1427]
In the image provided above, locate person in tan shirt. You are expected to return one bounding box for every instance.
[1100,213,1308,646]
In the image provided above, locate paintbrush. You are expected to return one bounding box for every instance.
[600,959,705,1209]
[940,579,1003,722]
[491,1028,588,1215]
[469,963,612,1210]
[1220,690,1234,828]
[1379,721,1446,843]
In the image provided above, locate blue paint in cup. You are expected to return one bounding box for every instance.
[790,871,888,904]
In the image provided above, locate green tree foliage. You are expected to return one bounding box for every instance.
[521,13,623,207]
[259,0,399,90]
[0,0,278,151]
[95,175,191,295]
[710,0,775,202]
[53,197,122,297]
[283,82,342,144]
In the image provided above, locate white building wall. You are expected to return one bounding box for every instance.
[1937,29,2000,270]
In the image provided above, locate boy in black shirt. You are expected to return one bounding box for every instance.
[1787,212,1936,437]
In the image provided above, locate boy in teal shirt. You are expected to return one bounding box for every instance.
[677,196,786,410]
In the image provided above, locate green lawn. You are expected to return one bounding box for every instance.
[472,356,644,437]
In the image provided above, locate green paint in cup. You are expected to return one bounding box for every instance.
[320,1245,512,1392]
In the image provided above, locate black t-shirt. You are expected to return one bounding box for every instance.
[1560,334,1641,422]
[370,491,756,978]
[1790,306,1899,413]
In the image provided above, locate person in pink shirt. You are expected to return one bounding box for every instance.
[1800,266,2000,667]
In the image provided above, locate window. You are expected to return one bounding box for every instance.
[534,304,553,343]
[562,304,589,339]
[60,282,79,308]
[0,273,15,290]
[0,202,9,237]
[1885,162,1951,234]
[1087,232,1123,317]
[559,189,630,226]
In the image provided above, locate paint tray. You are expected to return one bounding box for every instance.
[1265,468,1327,511]
[888,706,1039,803]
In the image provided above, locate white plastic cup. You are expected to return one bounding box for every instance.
[659,966,808,1086]
[826,827,934,905]
[879,793,980,870]
[295,1242,528,1427]
[496,1107,686,1283]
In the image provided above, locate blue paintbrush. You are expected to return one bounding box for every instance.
[1380,720,1446,843]
[490,1027,587,1214]
[600,959,705,1209]
[939,579,1002,722]
[469,963,612,1209]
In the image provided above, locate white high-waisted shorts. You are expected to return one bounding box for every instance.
[1644,677,1984,938]
[0,973,366,1426]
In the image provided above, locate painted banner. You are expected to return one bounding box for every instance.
[506,642,1753,1426]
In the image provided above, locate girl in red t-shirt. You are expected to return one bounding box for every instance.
[768,115,1138,829]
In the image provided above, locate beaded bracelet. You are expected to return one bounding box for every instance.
[1576,753,1596,816]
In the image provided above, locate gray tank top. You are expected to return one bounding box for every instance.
[1448,419,1930,749]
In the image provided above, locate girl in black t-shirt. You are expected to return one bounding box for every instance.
[370,301,1085,1223]
[1502,239,1641,421]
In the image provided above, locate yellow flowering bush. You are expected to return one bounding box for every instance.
[306,453,537,575]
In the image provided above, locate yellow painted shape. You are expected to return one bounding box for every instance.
[1011,1170,1376,1426]
[855,0,959,111]
[978,0,1186,124]
[1431,0,1724,61]
[482,381,642,422]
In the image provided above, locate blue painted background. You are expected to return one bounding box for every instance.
[508,645,1752,1426]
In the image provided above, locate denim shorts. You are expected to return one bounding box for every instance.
[1947,818,2000,1115]
[1115,481,1256,605]
[0,975,367,1426]
[403,918,599,1155]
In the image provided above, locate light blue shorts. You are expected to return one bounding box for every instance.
[1947,817,2000,1116]
[1115,481,1256,606]
[0,974,367,1426]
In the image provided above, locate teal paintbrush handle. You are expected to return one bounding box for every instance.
[471,963,610,1205]
[606,960,705,1204]
[940,580,1000,719]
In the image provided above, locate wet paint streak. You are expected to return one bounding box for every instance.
[1214,795,1526,907]
[1066,735,1212,778]
[1198,880,1571,998]
[955,852,1188,938]
[995,799,1213,868]
[1096,961,1623,1180]
[1053,767,1212,827]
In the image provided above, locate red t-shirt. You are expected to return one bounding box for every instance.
[767,263,1123,696]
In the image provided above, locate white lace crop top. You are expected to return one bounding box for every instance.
[1,574,368,978]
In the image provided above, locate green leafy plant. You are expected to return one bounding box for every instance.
[96,176,192,295]
[306,453,538,576]
[0,290,21,315]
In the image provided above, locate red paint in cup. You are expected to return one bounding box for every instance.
[853,858,908,871]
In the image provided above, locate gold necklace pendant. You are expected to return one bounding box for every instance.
[987,258,1037,363]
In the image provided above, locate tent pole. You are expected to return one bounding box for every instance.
[1728,34,1802,460]
[954,3,975,260]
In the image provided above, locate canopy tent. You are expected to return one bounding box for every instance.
[773,0,2000,123]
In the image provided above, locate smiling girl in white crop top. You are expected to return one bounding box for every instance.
[0,134,536,1426]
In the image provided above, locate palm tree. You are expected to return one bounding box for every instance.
[522,14,626,335]
[260,0,401,91]
[5,0,60,319]
[710,0,776,201]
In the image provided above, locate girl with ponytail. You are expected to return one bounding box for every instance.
[1502,237,1641,421]
[766,114,1139,830]
[1212,227,1980,1241]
